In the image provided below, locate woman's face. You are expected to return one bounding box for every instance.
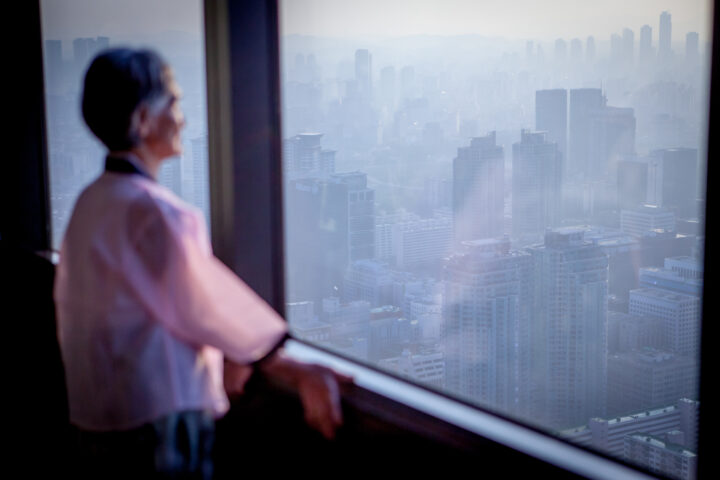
[143,69,186,160]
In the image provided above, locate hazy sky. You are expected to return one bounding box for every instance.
[281,0,713,42]
[40,0,713,51]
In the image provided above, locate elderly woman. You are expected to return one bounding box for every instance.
[55,48,347,478]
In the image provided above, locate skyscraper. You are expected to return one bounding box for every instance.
[587,106,636,181]
[536,89,567,162]
[659,11,672,61]
[443,238,533,416]
[569,88,607,179]
[453,132,504,243]
[512,130,562,239]
[286,172,375,304]
[283,133,335,180]
[570,38,583,63]
[647,148,699,218]
[355,49,372,101]
[586,36,596,62]
[529,229,608,429]
[639,25,653,65]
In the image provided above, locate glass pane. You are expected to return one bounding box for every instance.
[41,0,210,250]
[280,1,711,478]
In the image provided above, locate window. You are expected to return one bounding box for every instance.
[279,1,711,479]
[40,0,210,249]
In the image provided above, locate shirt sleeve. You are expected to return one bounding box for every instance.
[123,192,288,364]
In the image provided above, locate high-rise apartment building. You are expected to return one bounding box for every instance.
[647,148,699,217]
[535,89,567,162]
[659,11,672,61]
[283,133,335,180]
[442,238,533,417]
[355,49,372,101]
[511,130,562,239]
[528,229,608,429]
[639,25,653,64]
[569,88,607,179]
[453,132,504,243]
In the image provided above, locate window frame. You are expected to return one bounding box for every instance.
[204,1,718,479]
[11,0,714,478]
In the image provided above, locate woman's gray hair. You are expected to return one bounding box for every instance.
[81,48,171,151]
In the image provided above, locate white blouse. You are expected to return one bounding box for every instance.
[55,166,287,431]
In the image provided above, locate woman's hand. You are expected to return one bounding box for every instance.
[295,363,353,440]
[258,350,353,440]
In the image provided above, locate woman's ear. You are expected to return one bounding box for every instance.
[130,103,152,141]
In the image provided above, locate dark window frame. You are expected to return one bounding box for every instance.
[204,0,717,478]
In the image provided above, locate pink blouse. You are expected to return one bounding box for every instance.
[55,169,287,431]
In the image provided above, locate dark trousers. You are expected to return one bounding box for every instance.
[72,410,215,479]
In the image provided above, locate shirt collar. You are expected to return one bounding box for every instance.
[105,153,153,181]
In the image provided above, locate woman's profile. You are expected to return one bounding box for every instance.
[55,47,349,479]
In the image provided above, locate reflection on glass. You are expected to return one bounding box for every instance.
[41,0,209,249]
[281,2,710,478]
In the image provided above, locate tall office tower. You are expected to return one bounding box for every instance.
[607,350,697,416]
[283,133,335,180]
[442,238,533,417]
[621,205,675,237]
[331,172,375,262]
[586,36,596,62]
[622,28,635,68]
[659,11,672,61]
[286,172,375,304]
[73,37,91,75]
[629,288,700,357]
[570,38,583,62]
[190,135,209,220]
[355,49,372,101]
[686,32,699,65]
[618,158,648,210]
[379,66,396,110]
[511,131,562,239]
[569,88,607,179]
[639,25,653,65]
[453,132,504,243]
[624,434,697,480]
[528,229,608,429]
[587,106,636,181]
[647,148,699,218]
[535,89,567,162]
